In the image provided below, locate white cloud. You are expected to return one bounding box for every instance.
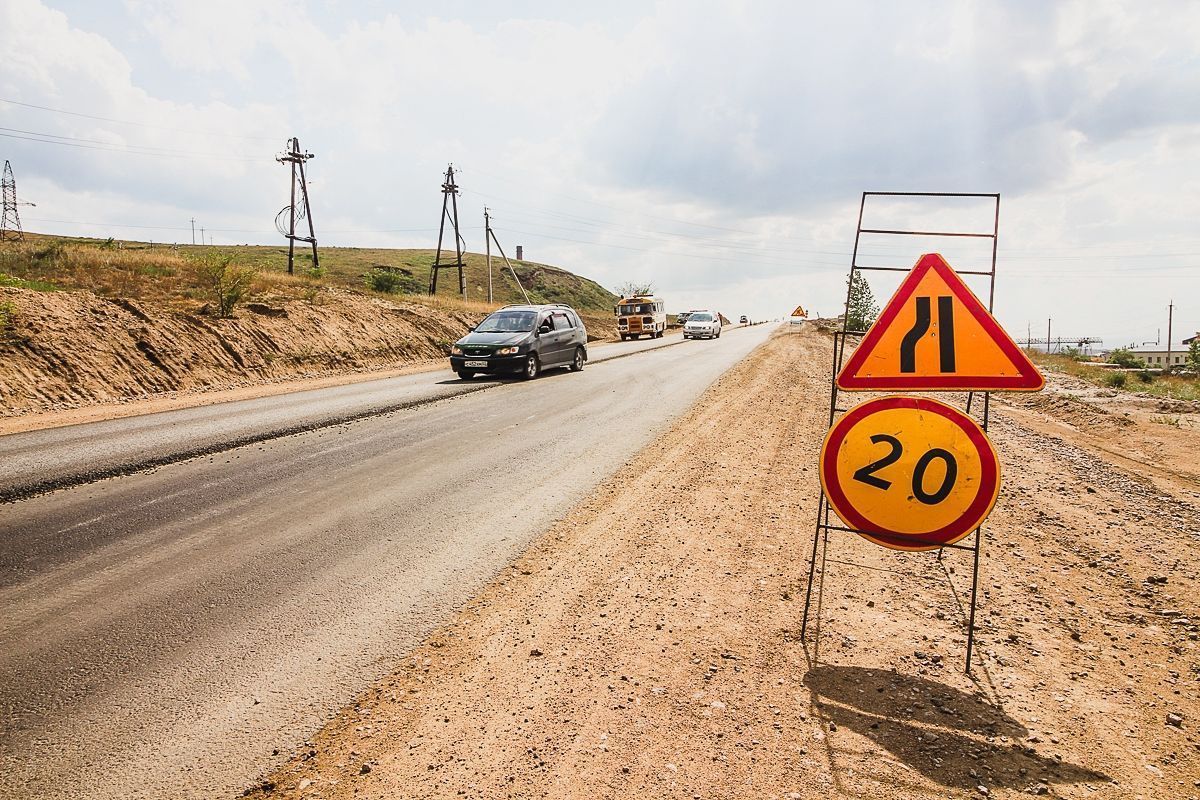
[0,0,1196,338]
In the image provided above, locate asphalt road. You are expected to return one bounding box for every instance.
[0,323,774,800]
[0,330,691,503]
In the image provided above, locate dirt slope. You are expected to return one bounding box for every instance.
[244,324,1200,800]
[0,286,476,417]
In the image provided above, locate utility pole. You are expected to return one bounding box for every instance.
[485,207,493,303]
[482,208,530,305]
[1166,300,1174,370]
[430,164,466,298]
[1046,318,1052,354]
[200,227,205,246]
[190,217,196,245]
[275,137,319,275]
[1,160,35,242]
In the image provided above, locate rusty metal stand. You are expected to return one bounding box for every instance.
[800,191,1001,674]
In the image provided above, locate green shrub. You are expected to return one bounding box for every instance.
[1136,369,1154,383]
[194,255,256,318]
[1104,371,1127,389]
[1108,348,1145,369]
[1061,346,1086,361]
[365,268,404,294]
[303,265,326,280]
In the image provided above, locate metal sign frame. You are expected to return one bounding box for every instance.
[800,191,1001,673]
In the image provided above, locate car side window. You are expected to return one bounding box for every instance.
[539,315,553,331]
[555,312,572,329]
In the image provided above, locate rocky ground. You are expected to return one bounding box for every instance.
[240,324,1200,800]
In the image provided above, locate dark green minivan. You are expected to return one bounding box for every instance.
[449,304,588,380]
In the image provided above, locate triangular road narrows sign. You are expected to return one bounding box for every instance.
[838,253,1043,391]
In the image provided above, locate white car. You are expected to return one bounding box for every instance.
[683,311,722,339]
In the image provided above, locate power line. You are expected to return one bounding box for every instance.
[23,216,452,236]
[0,129,265,162]
[0,97,281,142]
[0,125,267,160]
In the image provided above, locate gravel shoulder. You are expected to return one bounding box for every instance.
[248,325,1200,799]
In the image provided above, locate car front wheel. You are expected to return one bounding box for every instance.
[569,347,585,372]
[522,354,540,380]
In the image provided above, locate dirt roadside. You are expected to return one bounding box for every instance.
[0,287,622,434]
[248,325,1200,800]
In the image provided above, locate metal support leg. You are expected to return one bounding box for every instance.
[964,527,983,673]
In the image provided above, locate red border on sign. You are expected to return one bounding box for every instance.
[820,395,1000,549]
[837,253,1043,391]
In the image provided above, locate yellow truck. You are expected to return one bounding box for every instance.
[615,295,666,340]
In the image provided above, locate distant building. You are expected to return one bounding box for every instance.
[1183,331,1199,346]
[1129,342,1190,368]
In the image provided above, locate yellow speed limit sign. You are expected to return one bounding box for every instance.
[819,395,1000,551]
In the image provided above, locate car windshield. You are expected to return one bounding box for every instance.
[476,310,536,333]
[690,313,713,322]
[619,303,653,314]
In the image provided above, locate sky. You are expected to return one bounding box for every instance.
[2,0,1198,348]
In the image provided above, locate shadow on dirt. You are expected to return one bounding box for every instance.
[804,665,1109,793]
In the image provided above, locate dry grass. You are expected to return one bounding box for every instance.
[2,233,616,321]
[1033,351,1200,401]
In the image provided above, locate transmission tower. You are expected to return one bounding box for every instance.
[1,161,35,242]
[274,137,319,274]
[429,164,466,298]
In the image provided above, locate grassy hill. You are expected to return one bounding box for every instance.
[0,232,617,314]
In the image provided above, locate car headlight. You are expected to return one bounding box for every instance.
[496,346,520,355]
[450,345,463,355]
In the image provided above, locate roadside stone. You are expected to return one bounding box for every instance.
[1032,783,1049,795]
[1167,712,1184,728]
[360,763,372,775]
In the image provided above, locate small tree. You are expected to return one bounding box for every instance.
[1107,347,1145,369]
[845,271,879,332]
[195,255,255,318]
[617,281,654,298]
[1187,339,1200,371]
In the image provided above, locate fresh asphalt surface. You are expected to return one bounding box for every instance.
[0,330,689,503]
[0,324,774,800]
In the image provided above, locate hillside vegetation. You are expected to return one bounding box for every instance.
[0,233,617,312]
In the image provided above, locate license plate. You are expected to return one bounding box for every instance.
[464,360,488,367]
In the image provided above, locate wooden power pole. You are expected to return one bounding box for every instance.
[430,164,466,299]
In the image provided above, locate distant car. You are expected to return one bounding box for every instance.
[449,304,587,380]
[683,311,722,340]
[739,315,749,324]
